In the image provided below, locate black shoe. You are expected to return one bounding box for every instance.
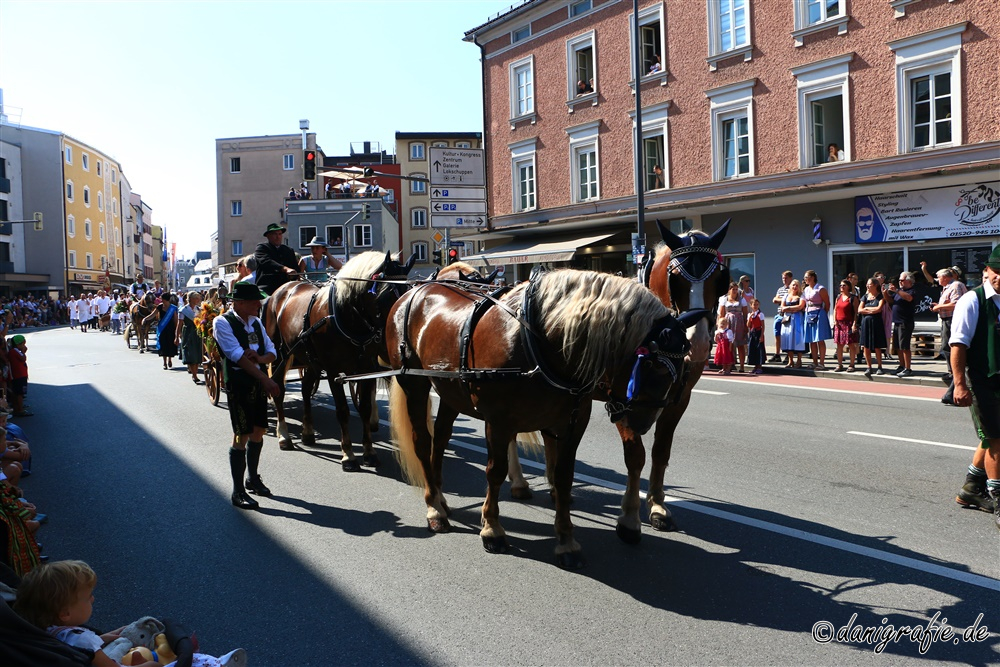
[941,385,955,405]
[231,490,259,509]
[245,475,272,497]
[770,354,783,363]
[990,489,1000,532]
[957,475,996,513]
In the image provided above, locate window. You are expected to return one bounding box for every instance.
[410,143,426,160]
[792,54,851,167]
[69,250,76,267]
[567,121,600,203]
[431,141,448,148]
[111,168,116,183]
[82,154,89,171]
[65,146,72,164]
[512,25,530,43]
[96,161,101,176]
[456,141,472,148]
[353,224,372,247]
[411,241,428,263]
[283,154,294,170]
[115,227,121,245]
[792,0,847,46]
[231,240,243,256]
[570,0,592,17]
[113,199,118,215]
[567,32,597,100]
[509,56,535,120]
[708,0,752,69]
[85,253,93,269]
[99,222,105,242]
[707,79,755,181]
[411,208,427,228]
[84,219,92,239]
[231,200,242,216]
[296,226,317,249]
[97,192,103,211]
[890,23,965,154]
[230,157,241,173]
[67,215,76,237]
[101,255,107,270]
[510,138,537,212]
[83,187,91,206]
[326,225,344,247]
[66,181,74,201]
[632,4,665,78]
[644,135,666,191]
[410,173,426,195]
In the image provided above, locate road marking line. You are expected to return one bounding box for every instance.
[847,431,976,452]
[702,377,941,401]
[419,427,998,592]
[692,389,728,396]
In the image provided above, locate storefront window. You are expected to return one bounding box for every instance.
[908,245,990,289]
[833,250,903,287]
[724,254,756,292]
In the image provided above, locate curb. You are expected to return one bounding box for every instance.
[755,364,950,388]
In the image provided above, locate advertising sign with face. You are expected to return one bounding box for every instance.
[855,181,1000,244]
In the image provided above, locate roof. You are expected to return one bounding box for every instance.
[464,0,542,40]
[395,131,482,140]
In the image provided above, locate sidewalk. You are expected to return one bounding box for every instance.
[744,317,951,388]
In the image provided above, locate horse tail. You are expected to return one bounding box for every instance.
[515,431,543,458]
[389,379,432,487]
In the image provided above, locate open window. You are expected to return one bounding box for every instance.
[792,54,852,167]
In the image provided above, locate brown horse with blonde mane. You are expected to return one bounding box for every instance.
[264,250,414,469]
[387,268,701,568]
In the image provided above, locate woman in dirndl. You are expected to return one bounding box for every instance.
[832,280,860,372]
[858,278,887,377]
[175,291,204,384]
[779,280,807,368]
[718,282,749,372]
[147,293,178,370]
[803,270,833,369]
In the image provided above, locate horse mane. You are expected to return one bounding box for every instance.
[531,270,669,385]
[436,262,479,280]
[334,251,387,308]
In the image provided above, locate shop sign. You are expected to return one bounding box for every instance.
[855,181,1000,244]
[73,273,92,281]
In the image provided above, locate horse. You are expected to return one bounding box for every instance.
[128,292,157,353]
[387,268,702,568]
[630,219,731,532]
[264,250,415,470]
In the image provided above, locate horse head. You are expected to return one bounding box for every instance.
[613,309,707,435]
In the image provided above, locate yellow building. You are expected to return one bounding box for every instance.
[62,136,125,293]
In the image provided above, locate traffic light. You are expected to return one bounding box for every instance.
[432,249,443,266]
[303,150,316,180]
[447,248,459,265]
[361,203,371,220]
[33,212,43,231]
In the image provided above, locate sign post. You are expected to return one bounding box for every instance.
[429,147,487,230]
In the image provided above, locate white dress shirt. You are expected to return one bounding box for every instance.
[212,312,276,365]
[950,280,1000,348]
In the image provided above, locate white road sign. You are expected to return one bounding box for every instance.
[432,200,487,215]
[431,214,486,228]
[429,147,485,187]
[430,186,486,200]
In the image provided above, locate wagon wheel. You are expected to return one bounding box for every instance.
[205,361,222,406]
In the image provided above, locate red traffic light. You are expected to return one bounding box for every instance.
[305,152,315,160]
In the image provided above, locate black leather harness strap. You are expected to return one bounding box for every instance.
[519,276,593,396]
[459,285,510,373]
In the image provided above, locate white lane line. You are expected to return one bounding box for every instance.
[848,431,977,452]
[692,389,728,396]
[430,429,997,592]
[701,377,941,402]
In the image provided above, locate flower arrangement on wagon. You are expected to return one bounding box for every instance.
[194,301,222,361]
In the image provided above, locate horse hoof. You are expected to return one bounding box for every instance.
[650,514,678,532]
[427,517,451,534]
[301,434,315,447]
[370,423,380,433]
[342,459,361,472]
[616,523,642,545]
[139,349,144,354]
[482,535,509,554]
[510,486,533,501]
[556,551,585,569]
[278,441,294,451]
[362,453,380,468]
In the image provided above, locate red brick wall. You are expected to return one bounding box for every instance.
[478,0,1000,217]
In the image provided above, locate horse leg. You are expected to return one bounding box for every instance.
[332,383,360,471]
[550,401,591,569]
[429,403,459,517]
[647,402,686,532]
[614,422,645,544]
[300,367,318,447]
[368,382,380,433]
[356,379,380,467]
[481,422,513,554]
[394,379,450,532]
[507,439,533,500]
[271,357,293,450]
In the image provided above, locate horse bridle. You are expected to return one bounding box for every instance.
[666,243,725,285]
[602,332,689,423]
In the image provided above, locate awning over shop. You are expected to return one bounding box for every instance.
[463,233,613,266]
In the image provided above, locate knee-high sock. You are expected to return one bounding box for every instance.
[246,440,263,480]
[229,447,246,492]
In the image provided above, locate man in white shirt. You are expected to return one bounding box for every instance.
[950,246,1000,528]
[213,281,280,509]
[68,296,79,330]
[77,294,92,333]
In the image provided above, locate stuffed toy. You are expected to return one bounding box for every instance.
[121,647,246,667]
[100,615,246,666]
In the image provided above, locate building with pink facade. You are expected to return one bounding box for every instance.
[462,0,998,306]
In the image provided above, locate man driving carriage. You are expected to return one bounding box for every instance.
[254,223,299,296]
[129,273,149,298]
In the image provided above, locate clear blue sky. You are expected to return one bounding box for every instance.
[0,0,515,257]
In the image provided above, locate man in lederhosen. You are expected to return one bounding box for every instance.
[254,223,299,296]
[212,281,281,509]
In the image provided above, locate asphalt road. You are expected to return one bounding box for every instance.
[16,326,1000,666]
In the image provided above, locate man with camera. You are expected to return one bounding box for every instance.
[887,272,916,377]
